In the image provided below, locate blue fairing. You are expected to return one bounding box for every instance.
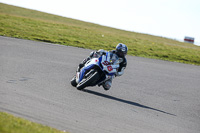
[106,52,109,60]
[79,64,95,82]
[107,72,115,76]
[98,56,103,69]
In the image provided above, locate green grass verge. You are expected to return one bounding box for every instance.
[0,112,67,133]
[0,3,200,65]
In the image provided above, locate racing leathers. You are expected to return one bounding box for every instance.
[77,49,127,90]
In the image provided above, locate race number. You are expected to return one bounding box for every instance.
[102,61,110,66]
[107,66,113,71]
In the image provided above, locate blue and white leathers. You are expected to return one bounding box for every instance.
[76,52,120,86]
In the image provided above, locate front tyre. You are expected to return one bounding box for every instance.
[71,76,77,87]
[76,71,99,90]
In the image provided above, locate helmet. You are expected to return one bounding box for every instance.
[116,43,128,57]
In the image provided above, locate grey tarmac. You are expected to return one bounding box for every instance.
[0,36,200,133]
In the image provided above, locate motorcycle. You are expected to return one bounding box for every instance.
[70,51,121,90]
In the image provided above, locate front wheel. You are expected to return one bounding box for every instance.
[71,76,77,87]
[76,71,99,90]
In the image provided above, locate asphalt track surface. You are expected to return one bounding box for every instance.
[0,36,200,133]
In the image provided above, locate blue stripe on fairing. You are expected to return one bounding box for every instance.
[79,64,94,82]
[106,72,115,76]
[106,52,108,60]
[98,57,103,69]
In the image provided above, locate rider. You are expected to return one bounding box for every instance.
[77,43,128,90]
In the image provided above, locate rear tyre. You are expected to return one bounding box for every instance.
[71,76,77,87]
[76,71,99,90]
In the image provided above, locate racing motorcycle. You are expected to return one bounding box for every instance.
[70,51,121,90]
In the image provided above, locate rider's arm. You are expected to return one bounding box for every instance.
[89,49,106,58]
[96,49,106,56]
[85,49,107,62]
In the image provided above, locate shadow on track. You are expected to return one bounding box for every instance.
[83,89,176,116]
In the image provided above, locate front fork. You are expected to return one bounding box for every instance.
[76,72,80,84]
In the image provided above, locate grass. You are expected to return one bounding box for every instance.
[0,3,200,65]
[0,112,67,133]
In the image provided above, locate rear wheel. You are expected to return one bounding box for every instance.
[77,71,99,90]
